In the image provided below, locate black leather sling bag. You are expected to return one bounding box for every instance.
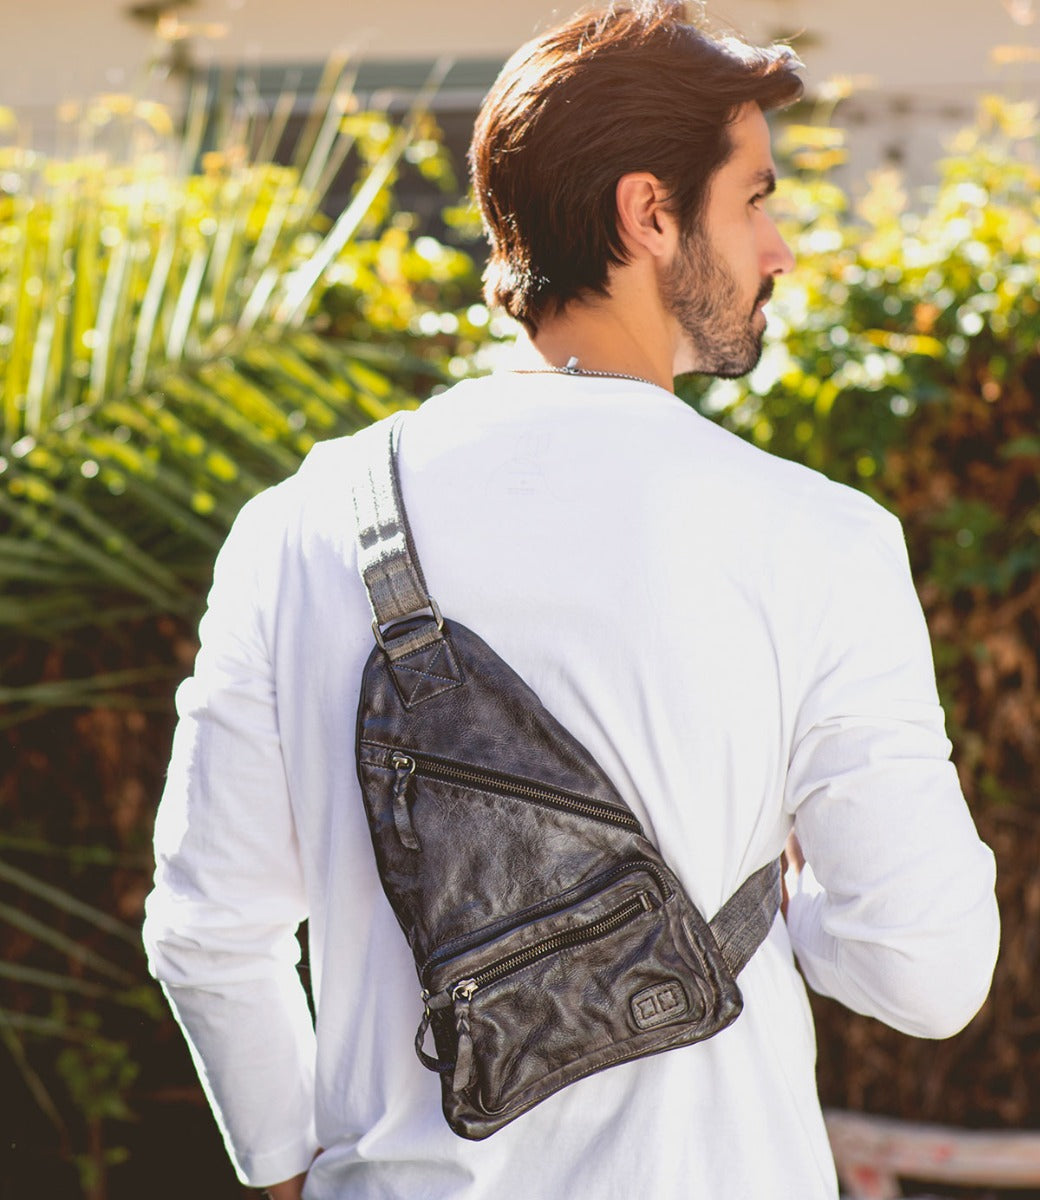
[350,412,781,1139]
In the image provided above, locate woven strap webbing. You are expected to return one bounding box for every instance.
[350,413,443,661]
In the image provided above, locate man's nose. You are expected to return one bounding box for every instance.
[764,219,795,276]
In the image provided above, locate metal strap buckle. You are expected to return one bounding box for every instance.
[371,595,444,651]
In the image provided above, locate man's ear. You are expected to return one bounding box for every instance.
[615,173,679,261]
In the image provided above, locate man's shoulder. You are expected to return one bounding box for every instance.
[650,403,901,549]
[286,386,902,563]
[219,428,366,561]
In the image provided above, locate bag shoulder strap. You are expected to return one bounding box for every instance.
[348,410,780,972]
[350,412,444,662]
[712,858,781,977]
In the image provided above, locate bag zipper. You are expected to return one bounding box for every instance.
[447,890,658,1091]
[419,859,672,983]
[385,748,642,849]
[452,890,657,998]
[390,753,420,849]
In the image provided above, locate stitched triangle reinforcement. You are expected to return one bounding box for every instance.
[390,638,465,708]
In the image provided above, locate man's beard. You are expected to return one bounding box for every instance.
[661,232,773,379]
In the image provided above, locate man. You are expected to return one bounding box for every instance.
[144,4,1000,1198]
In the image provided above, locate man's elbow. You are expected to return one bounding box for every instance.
[876,899,1001,1040]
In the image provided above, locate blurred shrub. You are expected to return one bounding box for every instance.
[0,71,493,1198]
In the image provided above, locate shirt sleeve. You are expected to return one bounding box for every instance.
[783,498,999,1039]
[142,484,319,1188]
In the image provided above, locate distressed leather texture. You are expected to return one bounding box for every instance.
[355,616,753,1140]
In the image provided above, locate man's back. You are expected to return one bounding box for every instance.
[146,371,997,1198]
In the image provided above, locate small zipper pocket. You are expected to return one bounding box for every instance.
[421,868,690,1110]
[448,890,657,1093]
[419,858,673,984]
[383,747,642,849]
[450,889,658,999]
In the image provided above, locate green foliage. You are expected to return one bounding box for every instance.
[0,331,406,650]
[0,67,489,687]
[56,1016,139,1123]
[683,98,1038,482]
[0,65,494,1197]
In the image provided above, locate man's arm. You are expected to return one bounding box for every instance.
[260,1169,309,1200]
[782,502,998,1037]
[143,486,319,1189]
[780,831,804,920]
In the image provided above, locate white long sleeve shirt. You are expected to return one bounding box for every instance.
[143,373,999,1199]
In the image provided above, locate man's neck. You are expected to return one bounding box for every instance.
[528,282,678,392]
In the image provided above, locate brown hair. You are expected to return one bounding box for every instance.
[469,2,803,332]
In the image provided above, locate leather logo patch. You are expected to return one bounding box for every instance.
[630,980,690,1030]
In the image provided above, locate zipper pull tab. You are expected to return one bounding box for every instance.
[451,979,477,1093]
[390,754,420,850]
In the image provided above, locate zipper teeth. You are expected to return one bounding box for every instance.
[402,753,640,830]
[465,895,649,993]
[420,860,671,981]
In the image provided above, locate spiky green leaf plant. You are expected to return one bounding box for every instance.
[0,56,477,690]
[0,57,493,1195]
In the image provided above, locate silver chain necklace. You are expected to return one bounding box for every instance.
[514,356,661,390]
